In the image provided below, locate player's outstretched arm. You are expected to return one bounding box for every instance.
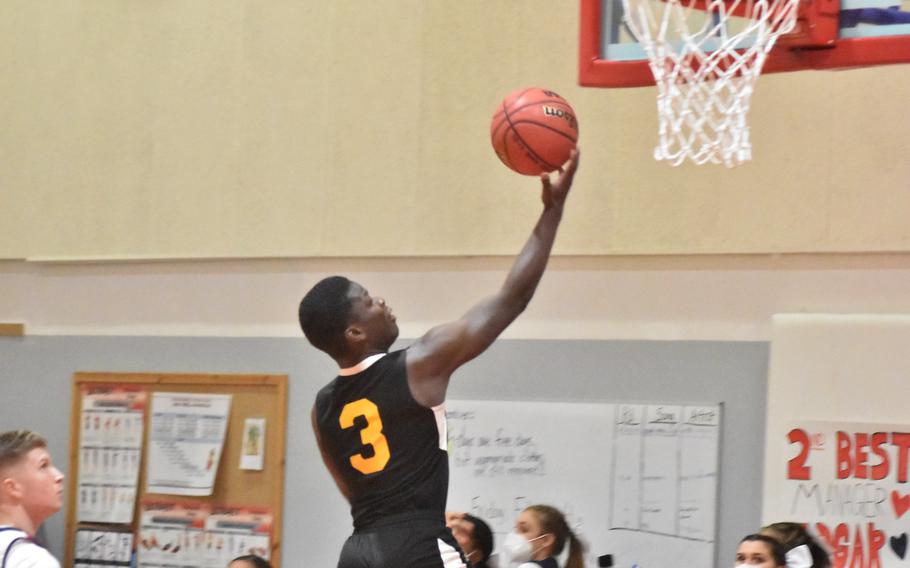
[406,149,580,407]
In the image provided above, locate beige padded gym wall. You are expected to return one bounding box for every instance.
[2,1,909,260]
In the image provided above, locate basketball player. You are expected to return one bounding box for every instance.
[0,430,64,568]
[300,149,579,568]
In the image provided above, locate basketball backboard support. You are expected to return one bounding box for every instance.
[580,0,910,87]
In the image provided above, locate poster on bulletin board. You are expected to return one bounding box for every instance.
[147,392,232,496]
[78,386,147,523]
[769,421,910,568]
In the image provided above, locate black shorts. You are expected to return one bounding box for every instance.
[338,515,467,568]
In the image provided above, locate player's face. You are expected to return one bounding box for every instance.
[347,283,399,350]
[735,540,782,567]
[5,447,64,518]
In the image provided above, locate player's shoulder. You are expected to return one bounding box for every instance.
[313,350,407,407]
[313,378,337,410]
[386,348,408,366]
[5,540,60,568]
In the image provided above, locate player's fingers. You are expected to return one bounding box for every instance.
[565,148,580,175]
[540,173,553,205]
[558,149,580,187]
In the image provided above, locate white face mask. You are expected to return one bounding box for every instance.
[498,531,548,566]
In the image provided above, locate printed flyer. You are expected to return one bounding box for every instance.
[137,499,209,568]
[203,505,272,568]
[147,392,232,496]
[137,500,271,568]
[78,386,147,523]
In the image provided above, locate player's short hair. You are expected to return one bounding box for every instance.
[0,430,47,471]
[299,276,355,357]
[464,514,494,565]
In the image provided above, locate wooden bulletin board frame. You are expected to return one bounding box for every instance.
[65,373,288,568]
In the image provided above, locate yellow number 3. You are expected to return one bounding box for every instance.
[339,398,391,475]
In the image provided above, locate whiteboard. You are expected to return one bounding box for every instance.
[445,400,721,568]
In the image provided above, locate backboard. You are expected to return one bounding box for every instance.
[580,0,910,87]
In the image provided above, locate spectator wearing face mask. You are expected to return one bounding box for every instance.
[498,505,585,568]
[760,522,831,568]
[736,534,787,568]
[446,512,494,567]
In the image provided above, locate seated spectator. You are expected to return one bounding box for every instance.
[446,511,494,567]
[502,504,585,568]
[736,534,787,568]
[761,522,831,568]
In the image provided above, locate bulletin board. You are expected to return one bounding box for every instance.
[64,372,288,568]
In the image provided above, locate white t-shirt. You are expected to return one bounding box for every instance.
[0,528,59,568]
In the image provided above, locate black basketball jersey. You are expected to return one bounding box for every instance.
[314,349,449,530]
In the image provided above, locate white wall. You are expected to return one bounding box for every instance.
[5,254,910,340]
[763,314,910,521]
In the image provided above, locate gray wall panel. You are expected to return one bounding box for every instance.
[0,336,767,567]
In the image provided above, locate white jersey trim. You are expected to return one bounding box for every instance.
[437,537,467,568]
[432,403,447,451]
[338,353,387,376]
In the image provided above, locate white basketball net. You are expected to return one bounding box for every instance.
[622,0,799,166]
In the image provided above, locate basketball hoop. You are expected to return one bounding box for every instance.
[622,0,799,166]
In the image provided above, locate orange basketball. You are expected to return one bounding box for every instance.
[490,87,579,176]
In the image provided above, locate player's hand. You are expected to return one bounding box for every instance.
[541,148,579,210]
[445,511,466,526]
